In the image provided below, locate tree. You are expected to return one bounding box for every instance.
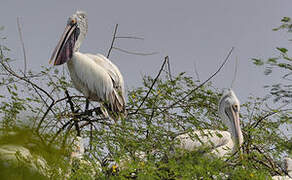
[0,20,290,179]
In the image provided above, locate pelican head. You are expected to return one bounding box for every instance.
[218,89,243,148]
[50,11,88,65]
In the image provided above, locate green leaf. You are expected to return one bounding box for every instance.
[267,58,277,64]
[281,17,291,23]
[276,47,288,54]
[252,58,264,66]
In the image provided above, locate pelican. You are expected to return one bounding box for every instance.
[50,11,126,117]
[175,89,243,157]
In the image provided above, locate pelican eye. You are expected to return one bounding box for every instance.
[232,104,238,112]
[70,19,77,25]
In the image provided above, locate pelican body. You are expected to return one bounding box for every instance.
[175,89,243,157]
[50,11,126,115]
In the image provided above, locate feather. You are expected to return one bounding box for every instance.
[67,52,126,117]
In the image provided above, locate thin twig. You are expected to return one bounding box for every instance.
[107,24,118,58]
[252,111,278,128]
[16,17,27,75]
[251,103,290,128]
[115,36,144,40]
[65,90,81,136]
[49,119,73,144]
[37,95,84,131]
[231,56,238,88]
[252,145,282,175]
[65,90,75,112]
[0,60,54,101]
[193,60,200,81]
[112,47,158,56]
[146,92,161,139]
[133,56,169,114]
[166,56,173,81]
[37,102,54,131]
[161,47,234,113]
[90,123,93,151]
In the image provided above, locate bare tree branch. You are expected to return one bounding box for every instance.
[16,17,27,75]
[107,24,119,58]
[161,47,235,113]
[166,56,173,81]
[112,47,158,56]
[132,56,169,114]
[65,90,80,136]
[193,60,200,81]
[0,60,54,101]
[115,36,144,40]
[231,56,238,88]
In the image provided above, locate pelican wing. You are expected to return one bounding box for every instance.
[84,53,126,112]
[68,52,126,114]
[84,54,124,91]
[68,53,113,101]
[175,130,234,157]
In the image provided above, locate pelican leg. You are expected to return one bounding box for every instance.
[85,98,89,111]
[74,120,81,136]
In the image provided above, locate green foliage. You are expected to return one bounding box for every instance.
[251,18,292,104]
[252,58,264,66]
[0,23,290,179]
[273,17,292,31]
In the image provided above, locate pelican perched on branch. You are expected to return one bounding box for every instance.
[50,11,126,117]
[175,89,243,157]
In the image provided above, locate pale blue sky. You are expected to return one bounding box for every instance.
[1,0,292,103]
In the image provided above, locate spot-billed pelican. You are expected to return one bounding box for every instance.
[50,11,126,117]
[175,89,243,157]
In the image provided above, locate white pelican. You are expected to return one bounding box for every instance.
[175,89,243,157]
[50,11,126,116]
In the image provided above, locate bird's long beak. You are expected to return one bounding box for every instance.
[225,107,243,147]
[49,22,79,65]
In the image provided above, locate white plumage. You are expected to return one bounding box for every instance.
[176,130,235,157]
[175,89,243,157]
[50,11,126,115]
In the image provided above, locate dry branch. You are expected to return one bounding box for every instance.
[132,56,169,114]
[107,24,119,58]
[16,17,27,75]
[161,47,234,113]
